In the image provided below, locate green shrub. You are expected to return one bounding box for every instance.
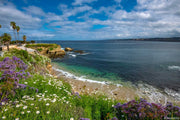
[26,44,58,48]
[37,48,43,52]
[49,48,53,51]
[31,40,35,44]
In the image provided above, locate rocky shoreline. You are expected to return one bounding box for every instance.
[25,44,84,59]
[50,62,180,106]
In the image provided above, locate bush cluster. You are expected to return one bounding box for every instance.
[0,56,31,104]
[114,99,180,119]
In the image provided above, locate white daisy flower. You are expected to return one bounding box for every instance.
[51,98,56,103]
[16,104,20,108]
[21,111,24,114]
[46,111,50,114]
[36,111,40,114]
[15,118,19,120]
[2,102,5,105]
[30,103,34,106]
[23,106,27,109]
[2,116,6,119]
[27,111,30,113]
[46,103,50,106]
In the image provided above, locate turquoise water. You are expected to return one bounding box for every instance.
[53,62,125,84]
[43,40,180,91]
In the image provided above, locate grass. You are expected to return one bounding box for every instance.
[25,44,59,48]
[0,48,51,74]
[0,73,116,119]
[0,48,50,65]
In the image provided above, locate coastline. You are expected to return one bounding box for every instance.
[51,62,180,105]
[5,44,180,105]
[1,44,180,119]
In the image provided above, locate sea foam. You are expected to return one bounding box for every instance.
[52,67,122,87]
[168,65,180,71]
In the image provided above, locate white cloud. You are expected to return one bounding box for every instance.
[30,31,55,38]
[72,0,97,6]
[58,4,92,18]
[0,3,41,29]
[0,2,45,40]
[48,0,180,40]
[23,6,45,16]
[1,0,180,40]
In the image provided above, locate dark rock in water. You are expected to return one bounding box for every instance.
[73,50,84,54]
[65,47,73,51]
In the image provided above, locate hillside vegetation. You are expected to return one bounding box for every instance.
[0,49,179,120]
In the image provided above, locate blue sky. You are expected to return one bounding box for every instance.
[0,0,180,40]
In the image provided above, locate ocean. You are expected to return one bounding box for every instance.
[40,40,180,92]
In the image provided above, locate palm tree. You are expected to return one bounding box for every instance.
[16,26,20,41]
[0,24,1,41]
[23,35,26,43]
[10,21,17,42]
[0,24,1,39]
[0,24,2,47]
[1,33,11,51]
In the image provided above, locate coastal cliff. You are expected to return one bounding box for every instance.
[25,44,66,58]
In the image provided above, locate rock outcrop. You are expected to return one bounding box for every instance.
[36,45,66,58]
[47,50,66,58]
[65,47,73,51]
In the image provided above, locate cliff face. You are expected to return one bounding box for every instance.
[26,44,66,58]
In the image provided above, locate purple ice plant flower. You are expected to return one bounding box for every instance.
[80,118,90,120]
[113,99,180,119]
[0,56,32,103]
[18,84,27,89]
[114,103,121,109]
[111,117,118,120]
[74,92,81,98]
[0,56,30,82]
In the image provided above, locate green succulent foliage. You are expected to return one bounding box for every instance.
[1,33,11,43]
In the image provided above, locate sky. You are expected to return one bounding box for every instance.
[0,0,180,40]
